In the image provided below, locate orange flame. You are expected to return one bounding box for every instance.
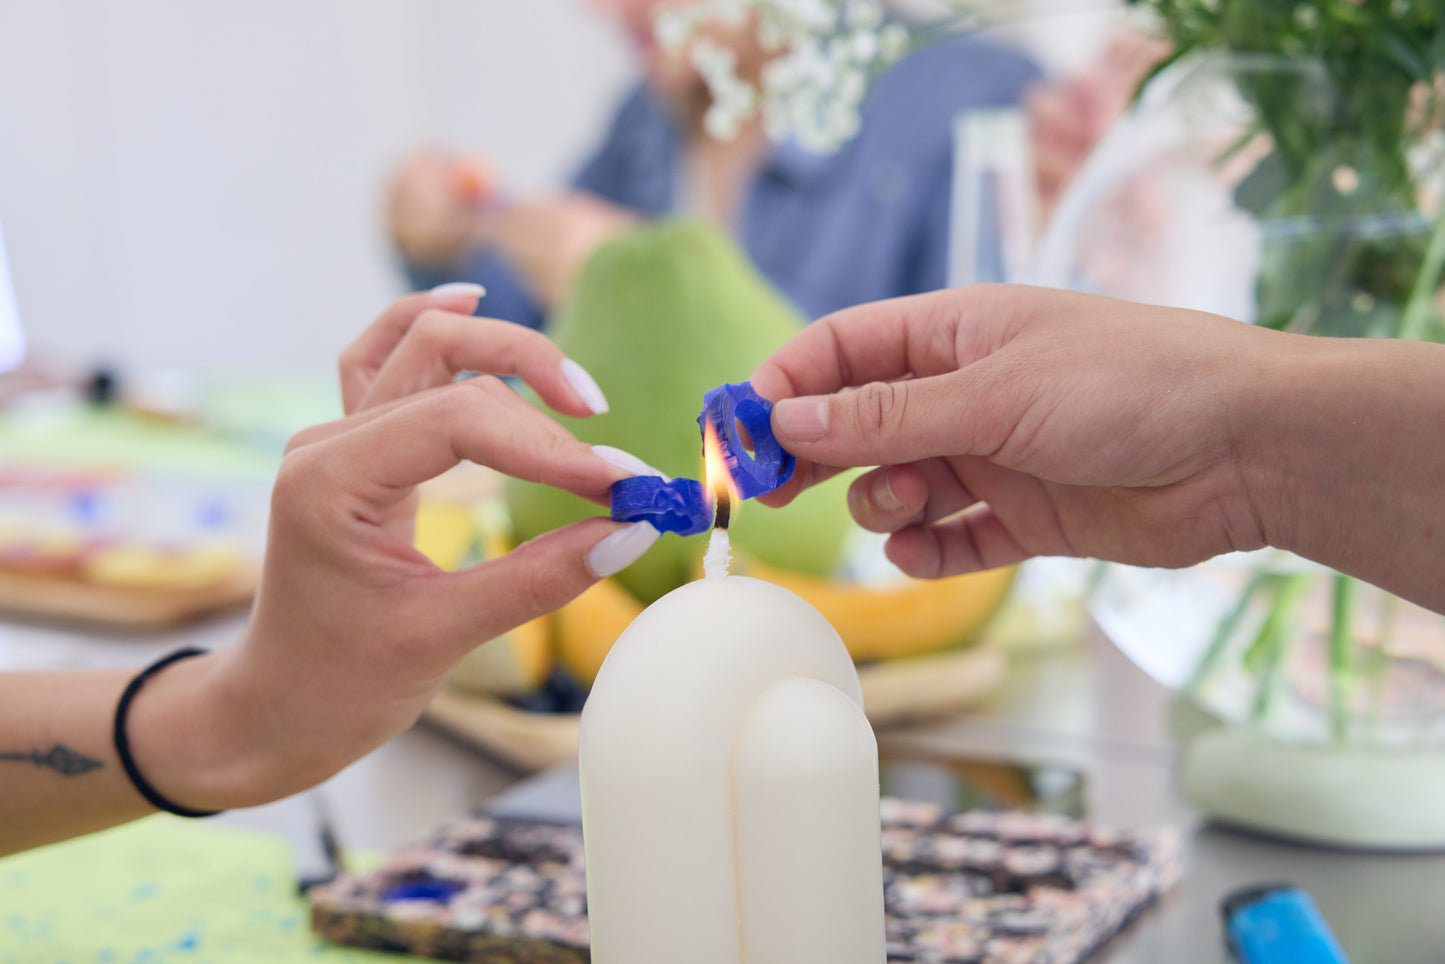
[702,420,738,526]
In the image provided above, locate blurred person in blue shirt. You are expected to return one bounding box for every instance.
[388,1,1041,329]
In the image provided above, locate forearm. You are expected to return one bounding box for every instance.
[1245,333,1445,613]
[0,651,281,856]
[0,668,152,855]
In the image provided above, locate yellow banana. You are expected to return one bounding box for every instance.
[416,499,555,697]
[738,557,1016,663]
[554,576,648,687]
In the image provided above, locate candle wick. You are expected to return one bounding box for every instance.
[713,489,731,531]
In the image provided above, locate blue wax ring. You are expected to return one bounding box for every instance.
[609,476,711,536]
[697,382,795,500]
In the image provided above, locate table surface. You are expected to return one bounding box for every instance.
[4,610,1443,962]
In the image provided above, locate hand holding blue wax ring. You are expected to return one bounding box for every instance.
[696,382,795,500]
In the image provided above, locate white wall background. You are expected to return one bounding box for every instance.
[0,1,633,373]
[0,2,1117,376]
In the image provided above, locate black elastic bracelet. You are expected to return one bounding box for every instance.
[113,646,222,818]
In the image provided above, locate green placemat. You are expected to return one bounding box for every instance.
[0,816,406,963]
[0,407,277,481]
[0,374,340,482]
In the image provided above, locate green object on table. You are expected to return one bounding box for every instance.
[0,374,339,482]
[506,219,853,604]
[0,815,404,963]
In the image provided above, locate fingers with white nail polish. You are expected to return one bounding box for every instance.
[563,359,610,415]
[592,445,666,479]
[587,522,661,578]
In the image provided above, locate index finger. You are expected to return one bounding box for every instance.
[752,286,1040,505]
[339,287,485,413]
[751,287,1021,403]
[302,377,627,516]
[357,309,605,419]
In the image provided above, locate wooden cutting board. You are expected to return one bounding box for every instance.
[0,568,257,631]
[423,643,1006,772]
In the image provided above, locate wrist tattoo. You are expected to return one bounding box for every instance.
[0,743,104,777]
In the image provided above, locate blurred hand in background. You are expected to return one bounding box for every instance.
[389,150,639,313]
[1027,31,1171,220]
[388,149,496,268]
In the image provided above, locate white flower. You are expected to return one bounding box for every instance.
[654,7,697,52]
[879,22,911,61]
[845,0,885,31]
[655,0,915,153]
[849,28,879,63]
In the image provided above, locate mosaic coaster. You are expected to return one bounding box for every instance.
[309,800,1180,964]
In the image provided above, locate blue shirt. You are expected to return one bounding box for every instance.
[405,36,1040,328]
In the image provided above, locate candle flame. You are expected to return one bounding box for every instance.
[702,420,739,528]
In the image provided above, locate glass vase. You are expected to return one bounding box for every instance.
[1033,51,1445,848]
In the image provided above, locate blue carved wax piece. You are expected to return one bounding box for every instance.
[609,476,711,536]
[697,382,795,500]
[380,877,466,904]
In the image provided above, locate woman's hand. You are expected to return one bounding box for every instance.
[125,292,655,810]
[336,285,613,541]
[753,284,1445,617]
[2,292,660,852]
[751,285,1276,579]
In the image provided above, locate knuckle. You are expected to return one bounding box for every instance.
[337,342,362,373]
[514,327,556,366]
[511,551,577,618]
[521,571,561,618]
[435,375,508,425]
[271,445,328,513]
[855,380,907,441]
[413,309,456,350]
[283,421,331,456]
[453,373,506,404]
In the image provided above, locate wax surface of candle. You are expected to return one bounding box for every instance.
[579,572,886,964]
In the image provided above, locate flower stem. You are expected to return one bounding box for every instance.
[1188,570,1270,694]
[1328,574,1356,744]
[1397,211,1445,342]
[1245,572,1312,721]
[1362,591,1400,737]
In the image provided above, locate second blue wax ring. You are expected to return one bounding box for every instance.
[697,382,795,500]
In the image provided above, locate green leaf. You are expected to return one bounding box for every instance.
[1132,43,1196,104]
[1380,30,1431,81]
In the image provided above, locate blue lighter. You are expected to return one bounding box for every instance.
[1221,883,1352,964]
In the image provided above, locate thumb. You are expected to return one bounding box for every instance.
[771,373,995,468]
[419,517,658,654]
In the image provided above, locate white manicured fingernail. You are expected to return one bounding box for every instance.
[592,445,665,478]
[429,282,487,299]
[588,522,660,578]
[561,358,610,415]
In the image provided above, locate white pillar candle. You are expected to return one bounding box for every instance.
[579,531,886,964]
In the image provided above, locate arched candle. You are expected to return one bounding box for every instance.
[579,523,886,964]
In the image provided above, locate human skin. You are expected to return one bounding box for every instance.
[387,0,769,306]
[0,289,659,856]
[752,284,1445,616]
